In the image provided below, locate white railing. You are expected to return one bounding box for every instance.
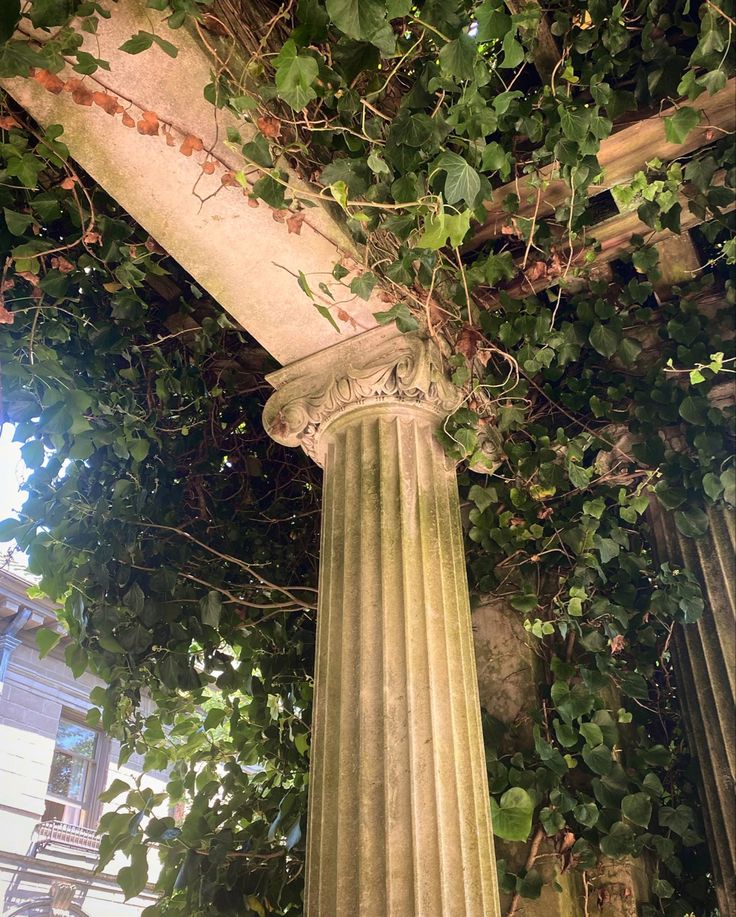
[34,820,100,852]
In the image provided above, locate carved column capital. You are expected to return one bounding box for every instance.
[263,325,461,465]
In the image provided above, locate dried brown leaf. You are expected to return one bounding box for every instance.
[256,115,281,140]
[92,91,122,115]
[137,110,159,136]
[180,133,204,156]
[286,212,305,235]
[33,68,65,94]
[64,78,93,106]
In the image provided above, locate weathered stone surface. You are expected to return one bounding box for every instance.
[473,599,651,917]
[648,502,736,917]
[3,0,383,365]
[265,328,500,916]
[264,324,459,465]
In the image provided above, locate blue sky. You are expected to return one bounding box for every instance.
[0,423,29,572]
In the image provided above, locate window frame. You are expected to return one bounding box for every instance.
[44,710,110,828]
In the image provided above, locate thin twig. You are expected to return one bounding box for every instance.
[506,826,545,917]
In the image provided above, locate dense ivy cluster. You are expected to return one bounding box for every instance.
[0,0,735,914]
[0,99,319,913]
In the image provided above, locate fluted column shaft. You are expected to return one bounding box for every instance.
[264,327,500,917]
[648,503,735,917]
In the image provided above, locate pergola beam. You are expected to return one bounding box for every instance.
[469,80,736,250]
[481,171,735,303]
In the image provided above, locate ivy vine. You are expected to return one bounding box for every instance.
[0,0,735,914]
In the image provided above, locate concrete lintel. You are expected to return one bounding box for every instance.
[3,0,382,365]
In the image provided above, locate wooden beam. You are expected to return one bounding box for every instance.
[480,172,734,303]
[469,80,736,249]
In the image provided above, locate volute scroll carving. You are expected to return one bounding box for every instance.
[263,327,461,465]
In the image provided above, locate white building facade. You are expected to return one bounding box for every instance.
[0,569,165,917]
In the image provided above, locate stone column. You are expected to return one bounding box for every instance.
[648,502,735,917]
[264,326,501,917]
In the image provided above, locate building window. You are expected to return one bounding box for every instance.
[43,715,108,828]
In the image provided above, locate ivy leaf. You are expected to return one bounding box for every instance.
[663,107,700,145]
[350,272,378,300]
[678,395,707,425]
[120,31,155,54]
[285,817,302,850]
[242,134,273,169]
[468,484,496,512]
[330,180,349,213]
[416,211,447,250]
[129,439,150,462]
[600,821,635,857]
[373,302,418,333]
[619,671,649,700]
[200,591,222,628]
[659,805,694,835]
[589,322,621,358]
[622,792,652,828]
[29,0,81,28]
[435,152,481,206]
[367,150,391,175]
[21,439,44,469]
[476,4,512,41]
[500,32,524,68]
[66,644,87,679]
[150,34,179,58]
[416,209,473,250]
[674,505,709,538]
[517,868,543,899]
[325,0,395,52]
[560,105,590,141]
[3,208,34,236]
[118,845,149,900]
[438,34,477,81]
[581,742,613,775]
[698,69,727,95]
[36,627,62,658]
[721,467,735,506]
[275,40,319,110]
[484,252,516,284]
[617,337,641,366]
[573,802,599,827]
[315,304,340,331]
[481,141,513,178]
[652,878,675,898]
[490,787,534,841]
[554,719,578,747]
[251,171,287,208]
[579,722,604,747]
[387,0,412,14]
[446,210,472,247]
[510,593,538,613]
[99,778,131,803]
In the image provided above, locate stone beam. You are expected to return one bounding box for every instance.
[264,325,501,916]
[3,0,381,365]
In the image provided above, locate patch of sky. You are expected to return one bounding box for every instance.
[0,422,29,573]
